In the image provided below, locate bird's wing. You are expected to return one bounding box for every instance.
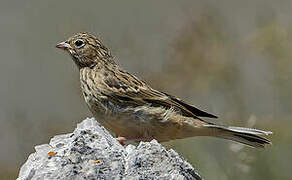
[98,68,217,119]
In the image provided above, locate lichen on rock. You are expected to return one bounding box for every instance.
[17,118,202,180]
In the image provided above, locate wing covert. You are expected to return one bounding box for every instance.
[98,68,217,119]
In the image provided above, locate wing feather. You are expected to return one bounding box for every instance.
[97,68,217,119]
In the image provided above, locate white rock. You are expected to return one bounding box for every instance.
[17,117,202,180]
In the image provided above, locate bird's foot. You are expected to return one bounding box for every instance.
[115,137,150,146]
[116,137,127,146]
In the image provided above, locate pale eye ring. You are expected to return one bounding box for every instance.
[74,39,85,48]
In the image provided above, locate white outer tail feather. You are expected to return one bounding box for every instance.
[203,125,272,148]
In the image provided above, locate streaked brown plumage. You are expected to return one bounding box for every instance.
[56,32,272,148]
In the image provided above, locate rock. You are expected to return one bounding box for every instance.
[17,118,202,180]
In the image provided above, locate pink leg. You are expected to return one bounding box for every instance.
[116,137,127,146]
[115,137,150,146]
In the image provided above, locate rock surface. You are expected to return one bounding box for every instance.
[17,118,202,180]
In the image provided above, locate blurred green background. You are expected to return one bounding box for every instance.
[0,0,290,179]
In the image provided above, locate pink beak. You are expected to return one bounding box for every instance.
[56,41,71,50]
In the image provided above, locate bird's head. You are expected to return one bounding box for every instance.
[56,32,111,68]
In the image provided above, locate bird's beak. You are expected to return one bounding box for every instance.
[56,41,71,50]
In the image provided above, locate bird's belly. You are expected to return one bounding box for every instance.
[98,114,149,138]
[86,98,185,141]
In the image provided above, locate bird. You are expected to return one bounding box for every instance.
[56,32,272,148]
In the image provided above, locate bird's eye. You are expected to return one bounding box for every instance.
[74,39,84,48]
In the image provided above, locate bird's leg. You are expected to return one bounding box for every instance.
[115,137,127,146]
[115,137,150,146]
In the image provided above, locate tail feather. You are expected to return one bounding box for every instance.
[203,125,272,148]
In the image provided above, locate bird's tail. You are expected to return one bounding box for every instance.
[202,125,272,148]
